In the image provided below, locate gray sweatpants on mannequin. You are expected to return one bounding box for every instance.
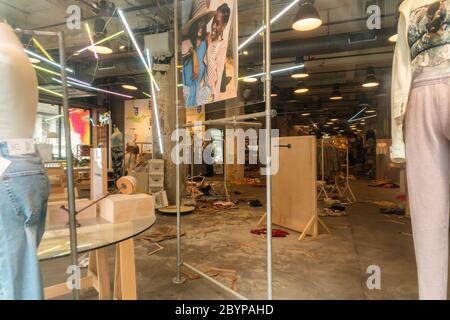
[405,71,450,300]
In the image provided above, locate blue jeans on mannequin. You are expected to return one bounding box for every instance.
[0,142,49,300]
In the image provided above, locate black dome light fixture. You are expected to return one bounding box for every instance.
[329,83,343,100]
[362,66,380,88]
[291,57,309,79]
[294,81,309,94]
[292,0,323,32]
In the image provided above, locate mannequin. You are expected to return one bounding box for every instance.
[0,22,49,299]
[0,23,37,138]
[111,125,124,180]
[392,0,450,300]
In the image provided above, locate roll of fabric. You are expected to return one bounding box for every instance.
[116,176,137,194]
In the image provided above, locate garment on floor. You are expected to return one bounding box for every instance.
[248,199,263,207]
[0,145,49,300]
[319,208,347,217]
[405,70,450,300]
[329,205,346,212]
[251,228,289,237]
[380,207,406,216]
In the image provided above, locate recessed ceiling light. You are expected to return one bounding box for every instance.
[331,118,339,122]
[333,127,340,130]
[119,45,126,50]
[326,121,334,125]
[366,109,376,113]
[243,50,249,55]
[271,93,278,97]
[122,84,138,90]
[301,113,311,116]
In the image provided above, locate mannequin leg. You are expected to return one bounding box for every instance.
[405,82,450,300]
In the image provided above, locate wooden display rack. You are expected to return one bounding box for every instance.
[258,136,330,241]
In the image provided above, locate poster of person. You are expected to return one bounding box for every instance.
[181,0,238,108]
[124,99,152,154]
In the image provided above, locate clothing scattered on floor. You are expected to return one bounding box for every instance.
[380,207,405,216]
[319,208,348,217]
[248,199,263,207]
[329,205,346,212]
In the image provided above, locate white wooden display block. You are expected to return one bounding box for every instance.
[148,174,164,187]
[148,159,164,174]
[47,198,97,224]
[99,194,155,223]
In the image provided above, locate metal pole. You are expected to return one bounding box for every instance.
[180,110,276,128]
[59,31,79,300]
[183,263,248,300]
[173,0,185,285]
[263,0,273,301]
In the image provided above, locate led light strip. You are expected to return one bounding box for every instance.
[52,77,133,99]
[76,30,125,54]
[118,8,160,91]
[85,23,98,59]
[32,37,54,61]
[238,0,301,50]
[238,64,304,81]
[38,86,64,97]
[347,107,367,122]
[33,65,91,86]
[348,114,377,123]
[147,49,164,154]
[25,49,74,73]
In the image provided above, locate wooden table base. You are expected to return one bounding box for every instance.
[44,238,137,300]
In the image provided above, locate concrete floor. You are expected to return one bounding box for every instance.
[40,179,448,300]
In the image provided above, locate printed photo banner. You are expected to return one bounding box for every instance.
[181,0,238,108]
[124,99,153,153]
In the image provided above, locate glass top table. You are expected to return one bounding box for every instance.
[38,215,156,261]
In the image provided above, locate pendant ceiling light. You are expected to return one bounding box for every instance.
[122,83,138,91]
[291,57,308,79]
[88,45,113,55]
[294,81,309,94]
[292,0,322,32]
[362,67,380,88]
[329,83,343,100]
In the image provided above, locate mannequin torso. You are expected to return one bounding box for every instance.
[0,23,38,140]
[407,0,450,74]
[111,127,124,147]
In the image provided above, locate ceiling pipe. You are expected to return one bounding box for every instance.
[243,27,396,61]
[36,0,173,30]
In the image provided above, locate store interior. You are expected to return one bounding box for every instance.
[1,0,448,300]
